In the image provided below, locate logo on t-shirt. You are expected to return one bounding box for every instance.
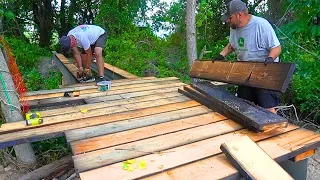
[238,37,245,47]
[79,25,89,32]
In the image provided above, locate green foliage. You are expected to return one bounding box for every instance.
[280,41,320,121]
[5,37,51,73]
[44,71,62,90]
[32,137,71,165]
[4,37,62,91]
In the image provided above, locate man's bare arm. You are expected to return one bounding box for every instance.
[268,45,281,59]
[220,43,234,57]
[72,47,82,68]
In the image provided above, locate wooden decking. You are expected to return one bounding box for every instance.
[0,76,319,179]
[0,53,319,179]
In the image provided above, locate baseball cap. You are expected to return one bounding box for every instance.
[59,36,71,51]
[220,0,248,22]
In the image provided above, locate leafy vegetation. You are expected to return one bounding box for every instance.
[0,0,319,165]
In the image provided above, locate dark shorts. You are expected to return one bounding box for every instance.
[237,86,280,108]
[81,32,108,54]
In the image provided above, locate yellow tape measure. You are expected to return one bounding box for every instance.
[26,118,43,126]
[26,112,41,120]
[25,111,43,126]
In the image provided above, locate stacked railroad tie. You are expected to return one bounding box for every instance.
[179,82,288,132]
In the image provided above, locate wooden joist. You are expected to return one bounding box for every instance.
[182,82,288,132]
[79,124,310,179]
[0,100,201,148]
[141,128,319,180]
[220,136,293,180]
[189,60,295,92]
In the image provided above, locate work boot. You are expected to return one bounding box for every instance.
[83,68,95,83]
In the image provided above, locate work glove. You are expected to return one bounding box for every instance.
[212,54,225,62]
[264,57,274,65]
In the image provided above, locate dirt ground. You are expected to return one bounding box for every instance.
[307,148,320,180]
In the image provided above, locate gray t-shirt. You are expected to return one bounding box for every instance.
[229,15,280,62]
[67,25,105,50]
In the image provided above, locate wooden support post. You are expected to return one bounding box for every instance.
[0,48,36,166]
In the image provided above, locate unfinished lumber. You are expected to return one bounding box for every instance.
[220,136,293,180]
[73,119,243,172]
[189,60,295,92]
[79,124,303,180]
[187,82,288,132]
[0,95,190,134]
[26,77,177,97]
[91,61,138,79]
[71,112,227,154]
[61,77,156,88]
[0,100,201,148]
[65,105,213,142]
[19,156,73,180]
[62,77,157,88]
[142,127,320,180]
[27,82,185,108]
[40,91,182,117]
[24,77,180,101]
[86,86,180,104]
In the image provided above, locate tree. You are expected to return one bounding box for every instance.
[32,0,54,47]
[186,0,197,68]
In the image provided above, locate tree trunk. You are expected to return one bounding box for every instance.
[32,0,54,47]
[0,49,36,166]
[58,0,67,37]
[186,0,197,68]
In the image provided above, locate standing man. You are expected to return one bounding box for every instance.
[214,0,282,114]
[60,24,107,84]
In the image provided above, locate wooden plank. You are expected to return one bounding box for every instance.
[0,95,190,134]
[28,86,180,110]
[53,52,79,84]
[79,124,300,179]
[27,82,185,107]
[71,112,227,154]
[65,106,214,142]
[101,61,138,79]
[290,149,315,162]
[188,83,288,132]
[61,77,156,88]
[26,77,178,97]
[0,100,201,148]
[24,78,180,101]
[19,156,73,180]
[189,60,295,92]
[220,136,293,180]
[40,91,182,117]
[73,119,243,172]
[143,128,320,180]
[86,86,180,104]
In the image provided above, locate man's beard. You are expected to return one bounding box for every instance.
[231,24,237,29]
